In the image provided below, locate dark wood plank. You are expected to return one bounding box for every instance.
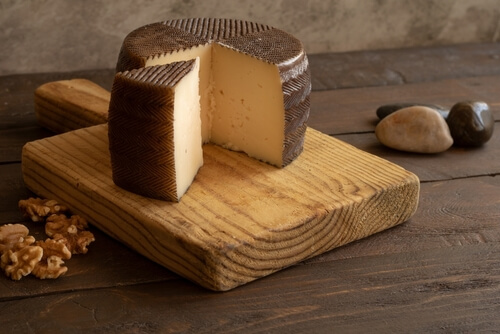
[0,164,32,224]
[309,42,500,90]
[1,242,499,333]
[0,126,52,163]
[309,76,500,136]
[335,123,500,182]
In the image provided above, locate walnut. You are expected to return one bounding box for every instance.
[35,238,72,260]
[1,245,43,280]
[0,224,32,253]
[32,239,71,279]
[0,224,42,280]
[2,197,96,281]
[46,214,95,254]
[45,214,88,236]
[19,198,69,222]
[33,256,67,279]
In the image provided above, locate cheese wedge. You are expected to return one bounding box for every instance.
[108,59,202,201]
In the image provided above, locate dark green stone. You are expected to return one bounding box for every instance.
[446,101,494,147]
[376,103,449,120]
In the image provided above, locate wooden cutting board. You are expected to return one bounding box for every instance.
[22,80,420,291]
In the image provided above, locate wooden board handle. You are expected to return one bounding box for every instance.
[34,79,111,133]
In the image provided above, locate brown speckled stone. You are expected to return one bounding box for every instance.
[375,106,453,153]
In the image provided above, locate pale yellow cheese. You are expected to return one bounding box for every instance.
[172,58,203,200]
[211,44,285,166]
[144,43,286,167]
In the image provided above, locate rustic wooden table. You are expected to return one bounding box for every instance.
[1,43,499,333]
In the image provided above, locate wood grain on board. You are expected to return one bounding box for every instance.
[34,79,109,133]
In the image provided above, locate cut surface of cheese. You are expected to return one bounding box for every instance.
[108,59,202,201]
[173,59,203,199]
[109,18,311,201]
[210,43,284,166]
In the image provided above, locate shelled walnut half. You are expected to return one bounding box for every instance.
[45,214,95,254]
[0,224,31,253]
[32,239,72,279]
[18,198,69,222]
[0,225,43,280]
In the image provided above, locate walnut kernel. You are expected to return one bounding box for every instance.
[19,198,68,222]
[53,231,95,255]
[35,238,71,260]
[46,214,95,254]
[32,256,67,279]
[45,214,88,236]
[1,245,43,280]
[32,239,72,279]
[0,224,30,253]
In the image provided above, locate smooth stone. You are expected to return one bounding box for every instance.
[446,101,494,147]
[376,102,449,120]
[375,106,454,153]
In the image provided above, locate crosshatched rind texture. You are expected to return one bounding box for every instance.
[108,60,197,201]
[116,18,274,71]
[114,18,311,168]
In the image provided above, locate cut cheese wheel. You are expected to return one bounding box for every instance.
[108,18,311,201]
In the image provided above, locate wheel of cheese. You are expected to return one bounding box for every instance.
[108,18,311,201]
